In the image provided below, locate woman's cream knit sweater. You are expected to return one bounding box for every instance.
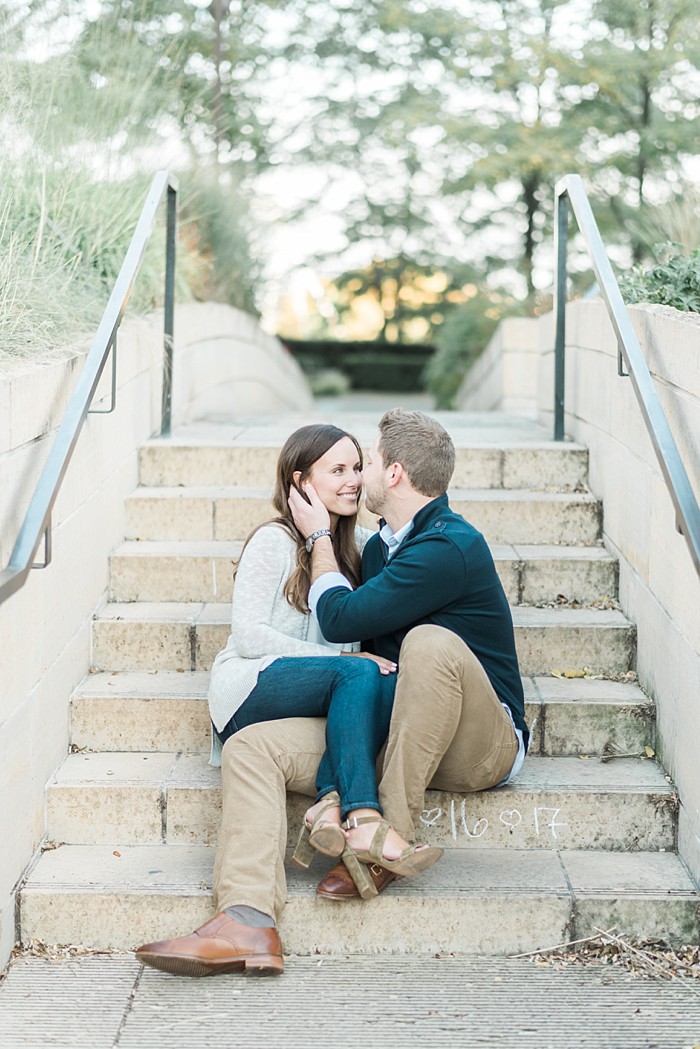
[208,522,372,765]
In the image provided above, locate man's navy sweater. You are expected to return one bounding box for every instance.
[316,494,529,749]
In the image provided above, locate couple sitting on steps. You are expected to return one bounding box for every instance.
[136,408,529,977]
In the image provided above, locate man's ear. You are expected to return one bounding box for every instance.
[386,462,404,488]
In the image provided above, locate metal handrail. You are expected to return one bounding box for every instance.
[0,170,178,606]
[553,173,700,578]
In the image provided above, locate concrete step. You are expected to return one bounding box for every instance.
[46,752,676,852]
[20,844,699,953]
[5,956,700,1049]
[72,672,654,759]
[90,603,635,676]
[125,487,601,545]
[109,540,617,606]
[138,440,589,491]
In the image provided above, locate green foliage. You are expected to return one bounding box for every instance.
[424,292,516,408]
[179,172,260,314]
[619,245,700,313]
[283,339,434,392]
[309,369,351,397]
[627,186,700,260]
[0,37,178,359]
[579,0,700,260]
[0,163,174,358]
[10,0,700,353]
[0,7,260,360]
[327,256,480,345]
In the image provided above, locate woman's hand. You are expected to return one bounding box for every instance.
[342,651,397,676]
[288,481,331,538]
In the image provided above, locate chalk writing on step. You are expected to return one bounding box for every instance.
[418,802,569,842]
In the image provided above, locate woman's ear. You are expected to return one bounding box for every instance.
[291,470,311,503]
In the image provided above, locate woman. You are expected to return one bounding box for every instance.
[208,423,441,897]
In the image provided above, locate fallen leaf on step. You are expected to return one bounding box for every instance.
[113,851,121,858]
[644,747,655,758]
[579,755,589,760]
[550,667,604,680]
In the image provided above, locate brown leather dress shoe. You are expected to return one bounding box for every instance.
[135,913,283,977]
[316,859,398,900]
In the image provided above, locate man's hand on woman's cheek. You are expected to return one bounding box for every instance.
[288,482,331,536]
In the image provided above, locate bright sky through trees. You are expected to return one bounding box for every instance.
[3,0,699,348]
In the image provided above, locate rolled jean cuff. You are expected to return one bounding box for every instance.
[341,800,382,820]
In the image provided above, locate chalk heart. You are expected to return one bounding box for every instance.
[499,809,523,831]
[420,807,443,826]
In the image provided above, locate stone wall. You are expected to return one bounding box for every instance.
[461,298,700,883]
[456,316,541,417]
[171,304,312,422]
[0,304,310,969]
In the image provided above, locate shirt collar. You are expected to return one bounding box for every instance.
[379,518,414,557]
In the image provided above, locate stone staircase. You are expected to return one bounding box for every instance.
[19,412,699,956]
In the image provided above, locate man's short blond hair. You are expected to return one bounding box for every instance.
[378,409,455,497]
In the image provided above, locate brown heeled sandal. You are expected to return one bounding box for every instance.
[291,791,344,868]
[341,815,443,883]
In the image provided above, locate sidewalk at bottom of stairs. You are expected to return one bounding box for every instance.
[1,951,699,1049]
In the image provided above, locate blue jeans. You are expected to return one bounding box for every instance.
[216,656,396,818]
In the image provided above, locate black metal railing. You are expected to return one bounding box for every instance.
[553,173,700,578]
[0,170,178,606]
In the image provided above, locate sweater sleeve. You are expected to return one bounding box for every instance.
[231,525,338,659]
[354,524,376,552]
[316,534,467,642]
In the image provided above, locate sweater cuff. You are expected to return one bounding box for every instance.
[308,573,352,613]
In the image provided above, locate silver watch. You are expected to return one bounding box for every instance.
[305,528,332,552]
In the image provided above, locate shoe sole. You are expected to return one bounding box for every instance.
[309,825,346,858]
[387,845,443,877]
[136,951,284,978]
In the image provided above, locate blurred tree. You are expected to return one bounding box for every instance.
[325,255,481,343]
[436,0,589,303]
[575,0,700,261]
[22,0,700,328]
[31,0,287,171]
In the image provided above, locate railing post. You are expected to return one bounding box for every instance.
[553,184,568,441]
[161,178,178,437]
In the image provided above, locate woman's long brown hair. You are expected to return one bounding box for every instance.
[233,424,363,613]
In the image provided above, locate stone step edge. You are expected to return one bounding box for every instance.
[19,846,699,953]
[70,672,653,760]
[111,539,614,560]
[91,602,633,628]
[140,438,590,451]
[73,670,649,704]
[48,752,673,795]
[46,753,677,853]
[126,485,599,502]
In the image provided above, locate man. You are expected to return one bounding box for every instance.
[135,409,527,977]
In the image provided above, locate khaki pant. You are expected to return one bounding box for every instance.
[213,625,518,920]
